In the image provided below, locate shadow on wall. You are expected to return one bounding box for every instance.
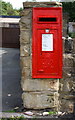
[2,48,22,111]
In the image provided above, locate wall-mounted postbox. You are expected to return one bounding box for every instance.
[32,7,62,78]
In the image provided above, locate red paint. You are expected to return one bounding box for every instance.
[32,7,62,78]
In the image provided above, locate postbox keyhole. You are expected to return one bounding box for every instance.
[45,29,49,33]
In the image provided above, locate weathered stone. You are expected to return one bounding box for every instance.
[61,81,72,93]
[21,78,59,92]
[63,95,75,100]
[22,92,59,109]
[19,23,29,31]
[20,30,30,44]
[60,99,74,113]
[59,77,74,93]
[20,9,32,18]
[63,13,69,37]
[63,39,65,53]
[73,54,75,68]
[21,67,30,78]
[63,67,73,78]
[65,38,73,53]
[20,45,30,57]
[63,54,74,67]
[73,39,75,53]
[23,2,62,8]
[20,57,30,68]
[20,17,31,29]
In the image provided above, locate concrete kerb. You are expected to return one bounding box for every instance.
[0,112,75,119]
[1,112,57,119]
[0,112,32,119]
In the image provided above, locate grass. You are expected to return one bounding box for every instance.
[69,32,75,38]
[1,110,57,120]
[0,117,36,120]
[0,118,37,120]
[0,115,25,120]
[3,110,16,113]
[48,111,57,115]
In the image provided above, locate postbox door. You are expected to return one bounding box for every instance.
[32,28,62,78]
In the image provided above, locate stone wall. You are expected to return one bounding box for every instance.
[19,2,75,113]
[59,37,75,113]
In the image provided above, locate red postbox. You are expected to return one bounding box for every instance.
[32,7,62,78]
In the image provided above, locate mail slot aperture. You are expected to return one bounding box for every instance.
[39,17,57,22]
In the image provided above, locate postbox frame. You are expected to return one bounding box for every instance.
[32,7,62,78]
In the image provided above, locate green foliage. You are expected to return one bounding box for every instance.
[68,32,75,38]
[0,115,25,120]
[48,111,57,115]
[0,0,2,15]
[0,0,23,16]
[4,110,16,113]
[62,2,75,22]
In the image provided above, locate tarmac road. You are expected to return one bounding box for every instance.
[1,48,22,111]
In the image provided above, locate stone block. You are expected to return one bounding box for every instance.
[20,57,30,68]
[73,54,75,67]
[22,91,59,109]
[63,54,74,67]
[19,17,31,29]
[59,77,74,93]
[21,78,59,92]
[65,38,73,53]
[20,30,30,44]
[23,2,62,8]
[60,80,72,93]
[60,99,74,113]
[19,23,28,31]
[73,67,75,77]
[20,9,32,18]
[63,39,65,53]
[21,67,30,78]
[63,67,73,78]
[73,38,75,53]
[20,45,30,57]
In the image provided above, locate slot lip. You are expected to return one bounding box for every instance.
[37,16,58,24]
